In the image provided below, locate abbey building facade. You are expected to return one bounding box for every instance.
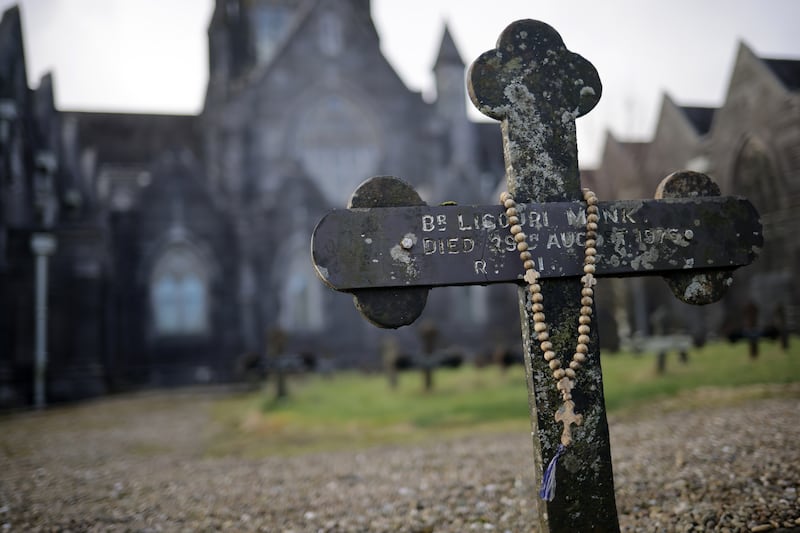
[1,1,797,406]
[0,0,504,405]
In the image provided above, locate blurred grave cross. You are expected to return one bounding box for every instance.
[311,19,762,532]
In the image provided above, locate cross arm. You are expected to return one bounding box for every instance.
[312,192,761,291]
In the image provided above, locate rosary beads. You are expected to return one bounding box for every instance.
[500,188,599,501]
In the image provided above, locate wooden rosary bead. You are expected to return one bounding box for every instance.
[585,239,596,248]
[581,296,593,306]
[549,359,561,370]
[585,255,596,265]
[544,350,556,361]
[532,302,544,312]
[587,205,599,215]
[534,322,548,333]
[578,334,591,345]
[506,207,518,217]
[581,288,594,297]
[580,305,593,316]
[565,368,576,379]
[583,264,595,274]
[500,192,511,202]
[517,241,529,252]
[532,293,544,303]
[573,353,587,363]
[504,198,515,209]
[524,260,536,270]
[511,224,523,235]
[553,369,566,380]
[579,315,591,325]
[508,215,520,225]
[569,360,581,370]
[533,312,546,322]
[514,232,527,243]
[576,343,588,354]
[578,324,590,335]
[537,331,549,341]
[540,341,553,351]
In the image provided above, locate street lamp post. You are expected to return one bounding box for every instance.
[30,232,56,409]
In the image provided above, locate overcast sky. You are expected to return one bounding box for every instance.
[2,0,799,167]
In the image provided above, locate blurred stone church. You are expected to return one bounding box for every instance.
[1,0,798,406]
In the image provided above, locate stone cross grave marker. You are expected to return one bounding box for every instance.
[311,19,762,532]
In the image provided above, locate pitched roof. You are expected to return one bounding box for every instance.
[64,111,199,165]
[763,58,800,91]
[678,106,716,136]
[434,25,464,69]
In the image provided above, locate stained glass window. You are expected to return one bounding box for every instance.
[151,247,209,335]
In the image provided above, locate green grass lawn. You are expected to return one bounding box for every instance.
[602,338,800,411]
[209,338,800,457]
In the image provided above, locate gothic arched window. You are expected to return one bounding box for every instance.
[150,246,209,336]
[732,136,782,272]
[252,5,292,64]
[295,94,379,205]
[318,11,343,57]
[278,239,325,332]
[732,137,778,216]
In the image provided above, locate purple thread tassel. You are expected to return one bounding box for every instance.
[539,444,566,501]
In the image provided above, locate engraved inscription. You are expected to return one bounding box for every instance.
[423,237,476,255]
[418,207,695,277]
[422,210,551,234]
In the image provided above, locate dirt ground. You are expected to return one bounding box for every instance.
[1,386,799,532]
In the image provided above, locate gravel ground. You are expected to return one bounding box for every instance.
[1,387,799,532]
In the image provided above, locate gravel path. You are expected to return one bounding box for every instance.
[1,387,799,532]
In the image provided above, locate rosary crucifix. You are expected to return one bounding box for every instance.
[311,19,761,532]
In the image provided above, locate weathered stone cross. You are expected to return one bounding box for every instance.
[311,19,761,532]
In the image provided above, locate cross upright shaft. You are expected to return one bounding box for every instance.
[469,20,619,531]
